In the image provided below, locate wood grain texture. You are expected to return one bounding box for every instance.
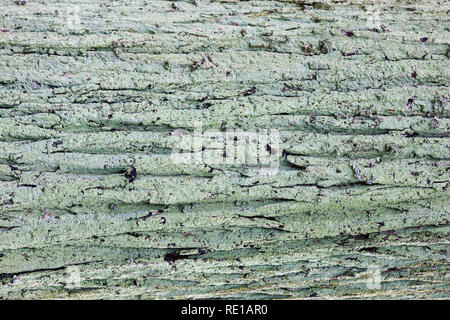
[0,0,449,299]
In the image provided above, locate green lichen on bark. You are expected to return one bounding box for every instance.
[0,0,449,299]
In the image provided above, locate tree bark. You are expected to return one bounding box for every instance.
[0,0,448,299]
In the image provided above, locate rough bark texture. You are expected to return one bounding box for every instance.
[0,0,449,299]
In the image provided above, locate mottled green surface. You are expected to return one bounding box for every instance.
[0,0,449,299]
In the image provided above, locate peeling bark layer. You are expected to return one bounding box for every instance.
[0,0,449,299]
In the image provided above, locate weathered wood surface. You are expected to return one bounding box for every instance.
[0,0,449,299]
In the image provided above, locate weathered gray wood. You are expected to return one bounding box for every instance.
[0,0,449,299]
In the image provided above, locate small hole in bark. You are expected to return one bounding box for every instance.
[124,167,137,182]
